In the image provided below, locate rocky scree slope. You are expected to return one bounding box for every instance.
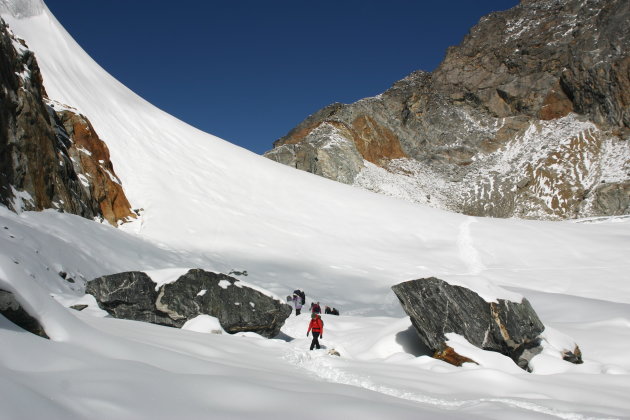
[0,18,133,225]
[265,0,630,220]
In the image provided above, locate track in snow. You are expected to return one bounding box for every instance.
[283,346,612,420]
[457,217,486,275]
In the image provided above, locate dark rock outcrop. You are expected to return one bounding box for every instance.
[56,108,135,225]
[0,288,48,338]
[265,0,630,220]
[392,278,554,371]
[562,346,583,364]
[86,269,292,338]
[86,271,169,325]
[0,18,133,225]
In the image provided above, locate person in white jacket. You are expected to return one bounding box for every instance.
[292,293,303,316]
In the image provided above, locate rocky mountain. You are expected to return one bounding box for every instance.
[0,18,133,225]
[265,0,630,220]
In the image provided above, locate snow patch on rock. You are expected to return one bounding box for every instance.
[144,267,191,291]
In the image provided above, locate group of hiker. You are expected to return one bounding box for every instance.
[287,290,339,317]
[287,289,339,351]
[324,306,339,315]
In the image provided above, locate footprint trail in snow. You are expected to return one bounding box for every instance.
[283,346,612,420]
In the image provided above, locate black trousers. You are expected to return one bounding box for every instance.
[296,308,301,316]
[310,332,321,350]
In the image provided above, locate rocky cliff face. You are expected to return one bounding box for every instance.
[55,107,135,225]
[0,19,133,225]
[265,0,630,220]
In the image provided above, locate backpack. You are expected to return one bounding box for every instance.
[294,289,305,305]
[310,316,324,330]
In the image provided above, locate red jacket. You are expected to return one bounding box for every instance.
[307,316,324,335]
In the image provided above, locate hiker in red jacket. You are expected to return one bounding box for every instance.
[306,313,324,350]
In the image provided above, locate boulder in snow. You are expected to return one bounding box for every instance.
[562,346,583,364]
[328,349,341,357]
[0,288,48,338]
[86,269,291,338]
[392,277,571,371]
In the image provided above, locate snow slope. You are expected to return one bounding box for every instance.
[1,1,629,419]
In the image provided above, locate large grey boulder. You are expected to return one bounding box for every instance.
[86,269,292,338]
[0,288,48,338]
[392,278,550,370]
[85,271,172,326]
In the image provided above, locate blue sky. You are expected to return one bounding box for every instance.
[45,1,518,154]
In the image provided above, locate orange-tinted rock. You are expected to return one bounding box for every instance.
[0,19,97,219]
[349,116,406,164]
[433,347,477,367]
[0,19,133,226]
[269,113,406,171]
[59,110,135,226]
[272,103,344,148]
[539,84,574,120]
